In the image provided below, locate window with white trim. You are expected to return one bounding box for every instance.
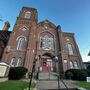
[24,12,31,19]
[40,35,54,50]
[70,61,74,69]
[17,58,23,66]
[10,57,17,67]
[67,43,73,55]
[74,61,78,69]
[17,37,25,50]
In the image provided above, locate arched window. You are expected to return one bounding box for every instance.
[67,43,73,55]
[10,57,17,67]
[74,61,78,69]
[17,37,25,50]
[24,12,31,19]
[40,35,54,50]
[70,61,74,69]
[17,58,23,66]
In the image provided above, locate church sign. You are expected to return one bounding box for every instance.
[0,62,10,77]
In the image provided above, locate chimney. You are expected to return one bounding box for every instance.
[2,21,10,31]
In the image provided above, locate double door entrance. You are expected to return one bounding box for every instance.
[40,59,53,72]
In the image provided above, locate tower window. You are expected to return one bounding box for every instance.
[24,12,31,19]
[10,57,17,67]
[17,37,25,50]
[67,43,73,55]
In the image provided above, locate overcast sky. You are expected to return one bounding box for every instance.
[0,0,90,62]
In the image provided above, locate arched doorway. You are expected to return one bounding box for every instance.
[39,53,55,72]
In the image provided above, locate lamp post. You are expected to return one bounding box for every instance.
[55,56,60,89]
[28,56,38,90]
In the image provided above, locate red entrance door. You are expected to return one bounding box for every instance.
[42,61,51,72]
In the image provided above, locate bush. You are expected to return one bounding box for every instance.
[8,67,28,80]
[87,65,90,70]
[86,69,90,77]
[65,69,88,81]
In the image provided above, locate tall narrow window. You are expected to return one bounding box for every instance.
[74,61,78,69]
[24,12,31,19]
[10,57,17,67]
[70,61,74,69]
[17,37,25,50]
[17,58,23,66]
[67,44,73,55]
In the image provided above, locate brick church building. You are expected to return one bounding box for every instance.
[1,7,83,74]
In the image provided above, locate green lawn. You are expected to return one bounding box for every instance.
[75,81,90,90]
[0,80,35,90]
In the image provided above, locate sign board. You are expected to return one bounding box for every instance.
[87,77,90,82]
[0,65,7,77]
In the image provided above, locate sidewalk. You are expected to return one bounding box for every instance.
[36,80,79,90]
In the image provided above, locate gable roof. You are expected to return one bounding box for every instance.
[38,19,56,28]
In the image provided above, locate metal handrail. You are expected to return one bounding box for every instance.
[50,72,68,89]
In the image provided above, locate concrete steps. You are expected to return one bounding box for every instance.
[36,80,79,90]
[39,72,57,80]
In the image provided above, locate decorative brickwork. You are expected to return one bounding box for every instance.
[1,7,83,73]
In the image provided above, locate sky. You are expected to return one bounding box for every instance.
[0,0,90,62]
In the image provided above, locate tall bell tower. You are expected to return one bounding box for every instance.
[1,7,38,70]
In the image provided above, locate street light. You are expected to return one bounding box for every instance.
[28,55,38,90]
[54,56,60,89]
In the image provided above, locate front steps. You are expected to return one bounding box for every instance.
[39,72,57,80]
[37,72,79,90]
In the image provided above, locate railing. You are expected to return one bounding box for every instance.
[50,72,68,90]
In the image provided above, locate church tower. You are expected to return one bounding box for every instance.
[1,7,38,70]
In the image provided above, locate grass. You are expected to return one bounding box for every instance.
[0,80,35,90]
[75,81,90,90]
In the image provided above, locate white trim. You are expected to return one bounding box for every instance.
[19,25,29,31]
[39,35,54,50]
[16,58,23,67]
[10,57,17,67]
[70,61,74,69]
[38,31,55,38]
[67,43,74,55]
[16,36,27,41]
[24,11,31,19]
[17,37,26,50]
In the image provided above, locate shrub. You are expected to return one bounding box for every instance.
[8,67,28,80]
[87,65,90,70]
[65,69,88,81]
[86,69,90,77]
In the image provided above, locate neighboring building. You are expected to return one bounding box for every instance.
[0,21,11,60]
[83,62,90,69]
[1,7,83,74]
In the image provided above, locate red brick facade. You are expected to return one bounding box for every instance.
[1,7,83,73]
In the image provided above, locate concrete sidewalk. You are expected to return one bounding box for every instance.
[36,80,79,90]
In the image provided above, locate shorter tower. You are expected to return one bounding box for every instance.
[2,21,10,31]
